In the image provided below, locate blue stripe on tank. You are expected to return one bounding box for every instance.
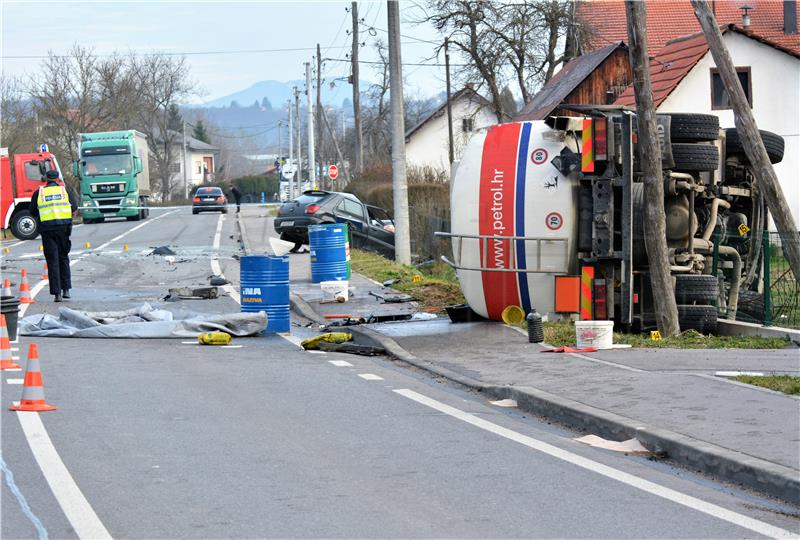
[515,123,532,314]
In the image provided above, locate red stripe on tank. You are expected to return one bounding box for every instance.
[478,123,522,320]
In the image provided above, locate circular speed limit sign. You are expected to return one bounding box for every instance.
[545,212,563,230]
[531,148,548,165]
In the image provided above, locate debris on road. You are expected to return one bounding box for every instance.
[317,342,385,356]
[368,290,415,303]
[301,332,352,350]
[575,435,650,456]
[19,303,267,338]
[209,276,230,286]
[165,286,219,300]
[382,278,400,287]
[198,331,233,345]
[489,399,518,408]
[411,312,437,321]
[541,346,599,354]
[150,246,177,256]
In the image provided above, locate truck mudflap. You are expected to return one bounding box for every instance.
[444,121,578,321]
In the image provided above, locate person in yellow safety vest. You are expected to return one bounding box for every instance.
[30,170,78,302]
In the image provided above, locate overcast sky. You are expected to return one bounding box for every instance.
[0,1,447,104]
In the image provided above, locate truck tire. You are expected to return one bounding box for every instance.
[668,113,719,142]
[674,274,719,303]
[127,214,141,221]
[670,143,719,172]
[677,304,719,334]
[724,128,784,164]
[10,210,38,240]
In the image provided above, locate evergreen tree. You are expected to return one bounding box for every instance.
[166,103,183,132]
[260,97,272,111]
[229,100,240,108]
[192,120,211,143]
[498,86,518,117]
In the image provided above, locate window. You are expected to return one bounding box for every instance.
[24,159,53,181]
[462,117,474,132]
[169,162,181,173]
[195,162,202,174]
[711,67,751,109]
[337,198,365,220]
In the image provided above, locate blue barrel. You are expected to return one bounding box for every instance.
[309,223,351,283]
[240,255,290,333]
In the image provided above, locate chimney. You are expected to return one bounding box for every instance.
[740,4,752,30]
[786,0,798,34]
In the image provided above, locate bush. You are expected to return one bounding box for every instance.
[230,175,279,199]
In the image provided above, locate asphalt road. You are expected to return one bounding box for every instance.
[1,206,798,539]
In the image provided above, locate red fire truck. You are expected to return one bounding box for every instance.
[1,145,64,240]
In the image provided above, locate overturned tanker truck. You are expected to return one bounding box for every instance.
[438,107,785,333]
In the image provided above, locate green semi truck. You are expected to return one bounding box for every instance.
[73,130,150,223]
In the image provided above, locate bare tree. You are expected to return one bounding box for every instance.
[0,76,37,157]
[129,53,194,201]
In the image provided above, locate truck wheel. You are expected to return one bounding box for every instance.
[10,210,38,240]
[126,215,140,221]
[725,128,784,164]
[670,143,719,172]
[668,113,719,142]
[677,305,719,334]
[675,274,719,303]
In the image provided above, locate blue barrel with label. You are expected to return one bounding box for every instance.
[309,223,351,283]
[240,255,290,333]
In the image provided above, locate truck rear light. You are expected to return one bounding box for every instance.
[193,197,200,203]
[305,204,321,214]
[581,118,595,173]
[594,117,608,161]
[593,279,608,320]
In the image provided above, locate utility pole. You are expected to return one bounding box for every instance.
[444,37,454,167]
[691,0,800,283]
[305,62,316,189]
[625,0,680,336]
[182,121,188,199]
[388,0,411,264]
[288,99,294,200]
[294,86,302,198]
[277,121,283,158]
[316,43,324,189]
[321,107,350,187]
[351,1,364,177]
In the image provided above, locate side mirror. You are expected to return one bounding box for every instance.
[72,161,80,177]
[133,156,143,175]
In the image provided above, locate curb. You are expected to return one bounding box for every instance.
[240,212,800,505]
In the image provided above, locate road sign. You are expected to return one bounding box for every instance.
[328,165,339,180]
[281,164,296,180]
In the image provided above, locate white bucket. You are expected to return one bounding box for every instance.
[575,320,614,350]
[321,280,349,302]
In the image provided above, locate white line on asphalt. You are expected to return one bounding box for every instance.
[16,412,113,540]
[4,368,21,372]
[211,214,240,304]
[329,360,353,367]
[11,347,19,352]
[181,341,198,345]
[394,388,795,540]
[3,240,28,249]
[11,211,176,538]
[20,253,43,259]
[6,378,23,384]
[307,350,327,355]
[94,211,178,251]
[358,373,384,381]
[221,345,243,349]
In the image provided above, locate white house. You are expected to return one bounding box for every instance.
[168,134,220,196]
[405,86,499,179]
[615,25,800,227]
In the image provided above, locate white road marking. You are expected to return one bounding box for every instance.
[19,253,44,259]
[307,350,327,355]
[94,211,177,252]
[11,347,19,352]
[329,360,353,367]
[2,240,28,249]
[181,341,198,345]
[17,412,113,539]
[221,345,243,349]
[358,373,384,381]
[394,389,795,540]
[715,371,765,377]
[10,211,176,538]
[4,368,22,372]
[6,378,23,384]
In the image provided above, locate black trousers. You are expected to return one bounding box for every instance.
[41,227,72,296]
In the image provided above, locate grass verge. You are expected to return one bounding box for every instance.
[350,249,464,312]
[731,375,800,395]
[544,321,789,349]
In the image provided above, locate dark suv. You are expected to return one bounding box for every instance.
[274,190,395,258]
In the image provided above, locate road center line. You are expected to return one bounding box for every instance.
[394,388,794,539]
[16,412,112,539]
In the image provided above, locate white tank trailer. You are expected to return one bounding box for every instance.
[440,108,784,333]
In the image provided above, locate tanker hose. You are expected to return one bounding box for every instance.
[702,199,731,241]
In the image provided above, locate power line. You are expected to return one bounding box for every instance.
[1,46,320,60]
[324,57,466,67]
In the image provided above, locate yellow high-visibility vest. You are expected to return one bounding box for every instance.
[37,185,72,223]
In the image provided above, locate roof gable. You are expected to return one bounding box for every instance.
[514,42,626,121]
[405,87,494,140]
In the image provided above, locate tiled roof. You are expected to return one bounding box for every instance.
[614,25,799,108]
[513,42,626,121]
[578,0,800,54]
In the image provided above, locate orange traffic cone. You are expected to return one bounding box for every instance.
[1,278,11,297]
[9,344,56,412]
[42,262,49,281]
[0,315,20,370]
[19,269,34,304]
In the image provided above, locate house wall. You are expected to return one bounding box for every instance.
[169,147,217,197]
[557,48,633,114]
[659,32,800,227]
[405,97,498,178]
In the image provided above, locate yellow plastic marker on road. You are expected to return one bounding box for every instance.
[84,242,91,249]
[123,245,129,251]
[2,247,9,254]
[39,245,43,252]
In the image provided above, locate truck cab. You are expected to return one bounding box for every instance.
[1,146,63,240]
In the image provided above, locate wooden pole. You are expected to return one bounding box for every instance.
[625,0,680,336]
[444,37,454,166]
[351,1,364,177]
[691,0,800,284]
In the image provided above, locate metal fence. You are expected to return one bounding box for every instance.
[724,231,800,329]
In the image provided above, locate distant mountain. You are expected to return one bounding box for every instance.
[203,79,371,109]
